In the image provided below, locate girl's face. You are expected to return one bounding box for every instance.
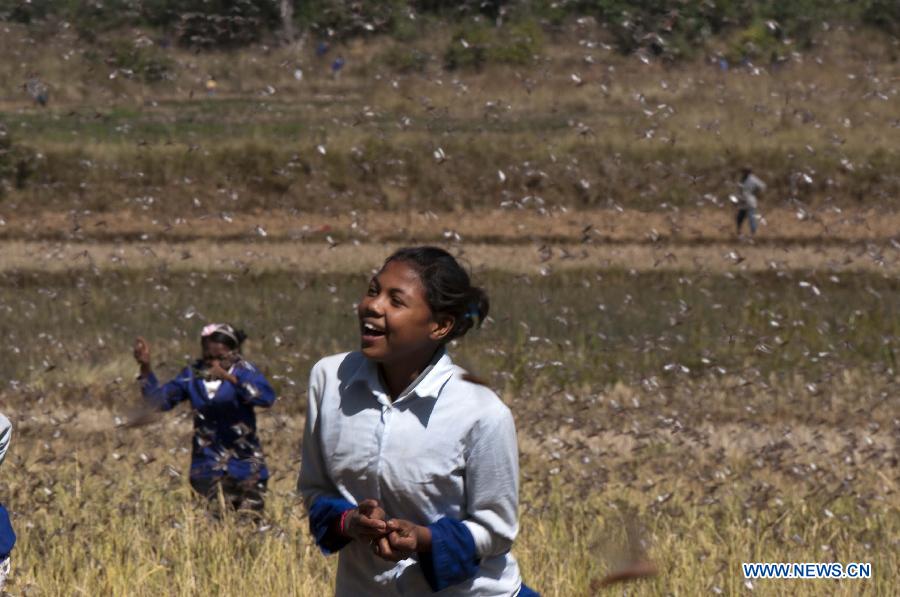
[357,260,452,365]
[201,339,233,366]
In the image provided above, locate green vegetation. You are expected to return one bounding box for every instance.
[5,132,897,215]
[90,39,175,83]
[0,127,36,196]
[0,0,896,58]
[445,19,544,69]
[1,11,895,215]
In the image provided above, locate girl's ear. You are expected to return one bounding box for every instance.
[430,314,455,342]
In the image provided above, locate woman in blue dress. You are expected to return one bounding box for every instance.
[134,323,276,512]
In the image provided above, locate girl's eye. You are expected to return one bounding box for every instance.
[391,298,404,307]
[367,284,377,296]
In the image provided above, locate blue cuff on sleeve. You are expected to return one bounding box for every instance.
[309,496,355,554]
[140,372,172,410]
[140,371,159,393]
[0,504,16,559]
[420,517,479,592]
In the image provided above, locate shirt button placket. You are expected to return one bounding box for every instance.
[374,402,392,501]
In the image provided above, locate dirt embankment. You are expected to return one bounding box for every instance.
[2,207,897,274]
[1,239,896,274]
[1,207,898,245]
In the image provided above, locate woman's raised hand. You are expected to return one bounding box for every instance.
[133,337,151,367]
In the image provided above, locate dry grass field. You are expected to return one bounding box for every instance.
[0,18,897,597]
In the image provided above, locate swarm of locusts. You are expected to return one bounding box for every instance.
[0,14,897,597]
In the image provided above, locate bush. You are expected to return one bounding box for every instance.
[390,12,421,42]
[138,0,185,28]
[0,1,895,57]
[173,0,282,48]
[414,0,510,20]
[0,127,37,195]
[69,0,140,41]
[102,39,174,83]
[0,0,284,48]
[544,0,862,58]
[489,19,544,64]
[379,46,431,73]
[444,24,492,70]
[444,18,543,70]
[863,0,900,36]
[0,0,57,23]
[727,20,782,63]
[2,0,282,47]
[570,0,741,57]
[295,0,403,40]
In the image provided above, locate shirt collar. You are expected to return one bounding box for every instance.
[348,348,455,404]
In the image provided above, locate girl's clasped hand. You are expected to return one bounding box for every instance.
[341,499,431,561]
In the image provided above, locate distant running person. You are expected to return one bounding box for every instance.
[736,167,766,236]
[133,324,276,512]
[300,246,539,596]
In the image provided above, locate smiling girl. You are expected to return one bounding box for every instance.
[299,247,537,596]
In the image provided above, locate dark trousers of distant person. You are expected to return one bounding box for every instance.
[736,208,757,235]
[190,475,267,513]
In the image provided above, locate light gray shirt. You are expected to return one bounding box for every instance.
[0,414,9,466]
[740,173,766,209]
[299,350,523,596]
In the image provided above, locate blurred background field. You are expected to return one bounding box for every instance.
[0,2,898,595]
[1,3,899,216]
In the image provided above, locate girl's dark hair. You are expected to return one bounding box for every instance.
[385,246,489,342]
[204,328,247,351]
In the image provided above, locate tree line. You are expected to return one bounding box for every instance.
[0,1,895,53]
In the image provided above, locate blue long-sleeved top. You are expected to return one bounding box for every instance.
[0,414,14,560]
[140,360,276,481]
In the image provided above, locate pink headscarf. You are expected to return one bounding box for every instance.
[200,323,238,345]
